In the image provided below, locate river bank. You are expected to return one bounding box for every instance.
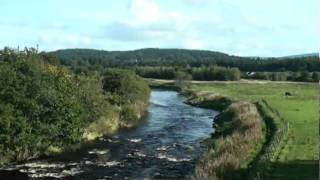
[146,79,268,179]
[182,89,265,180]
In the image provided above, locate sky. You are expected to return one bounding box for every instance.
[0,0,318,56]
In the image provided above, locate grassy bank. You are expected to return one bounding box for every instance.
[187,82,319,179]
[182,89,265,179]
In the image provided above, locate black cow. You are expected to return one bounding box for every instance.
[285,92,292,97]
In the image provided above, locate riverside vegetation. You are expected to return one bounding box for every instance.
[0,48,150,165]
[182,89,264,180]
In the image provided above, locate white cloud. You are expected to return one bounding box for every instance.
[129,0,161,24]
[184,39,205,50]
[100,0,195,44]
[38,33,93,49]
[127,0,193,29]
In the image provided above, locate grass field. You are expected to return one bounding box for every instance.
[187,82,319,179]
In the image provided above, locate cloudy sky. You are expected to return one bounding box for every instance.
[0,0,318,56]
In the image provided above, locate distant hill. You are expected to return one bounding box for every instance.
[54,48,231,64]
[51,48,320,72]
[281,53,319,59]
[244,53,319,60]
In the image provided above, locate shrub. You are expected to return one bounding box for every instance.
[102,69,150,127]
[102,69,150,105]
[0,48,88,162]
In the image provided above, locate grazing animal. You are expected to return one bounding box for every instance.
[285,92,292,97]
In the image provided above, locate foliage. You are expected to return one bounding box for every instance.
[0,48,88,163]
[174,70,192,88]
[135,66,176,79]
[0,48,151,164]
[102,69,150,105]
[134,65,241,81]
[183,90,233,111]
[54,48,319,74]
[244,71,320,82]
[102,69,150,127]
[192,66,241,81]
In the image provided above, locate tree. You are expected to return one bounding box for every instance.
[312,72,320,82]
[102,69,150,105]
[299,71,311,81]
[102,69,150,126]
[175,70,192,87]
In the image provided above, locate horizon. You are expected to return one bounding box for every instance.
[0,0,319,57]
[50,47,318,58]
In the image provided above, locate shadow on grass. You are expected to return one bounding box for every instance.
[264,160,318,180]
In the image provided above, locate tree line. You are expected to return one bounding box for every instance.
[134,66,241,81]
[54,48,320,73]
[244,71,320,82]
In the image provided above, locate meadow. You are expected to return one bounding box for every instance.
[187,81,319,179]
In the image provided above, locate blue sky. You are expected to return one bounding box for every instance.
[0,0,318,56]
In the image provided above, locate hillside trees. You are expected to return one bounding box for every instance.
[54,49,320,73]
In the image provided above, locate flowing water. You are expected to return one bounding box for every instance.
[0,89,218,180]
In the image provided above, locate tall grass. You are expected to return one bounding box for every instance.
[190,100,264,180]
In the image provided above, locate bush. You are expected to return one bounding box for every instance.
[102,69,150,105]
[102,69,150,127]
[0,48,88,162]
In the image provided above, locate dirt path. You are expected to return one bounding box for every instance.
[146,78,315,85]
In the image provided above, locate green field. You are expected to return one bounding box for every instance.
[188,82,319,179]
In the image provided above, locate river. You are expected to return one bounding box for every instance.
[0,89,218,180]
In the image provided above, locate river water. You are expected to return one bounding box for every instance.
[0,89,218,180]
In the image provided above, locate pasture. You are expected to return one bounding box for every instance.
[187,81,319,179]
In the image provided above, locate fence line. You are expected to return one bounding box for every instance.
[247,99,290,179]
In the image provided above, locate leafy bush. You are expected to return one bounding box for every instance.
[102,69,150,127]
[0,48,88,162]
[102,69,150,105]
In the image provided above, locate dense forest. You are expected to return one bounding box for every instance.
[0,47,150,165]
[53,48,319,82]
